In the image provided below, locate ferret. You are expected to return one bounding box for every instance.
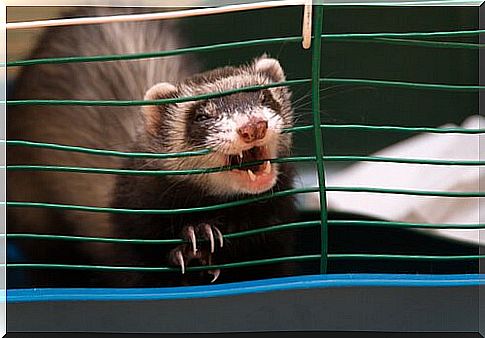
[7,7,299,287]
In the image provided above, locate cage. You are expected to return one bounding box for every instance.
[4,1,485,335]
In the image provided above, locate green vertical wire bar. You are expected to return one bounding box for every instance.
[311,4,328,274]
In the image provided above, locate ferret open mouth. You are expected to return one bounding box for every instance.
[227,146,272,181]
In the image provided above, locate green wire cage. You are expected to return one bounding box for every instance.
[4,2,485,334]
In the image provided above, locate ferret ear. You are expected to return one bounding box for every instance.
[254,56,286,82]
[143,82,178,136]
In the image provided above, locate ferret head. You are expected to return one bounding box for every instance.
[142,56,294,196]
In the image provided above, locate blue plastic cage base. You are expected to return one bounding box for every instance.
[7,273,485,333]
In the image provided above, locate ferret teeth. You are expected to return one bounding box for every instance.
[263,161,271,174]
[239,152,243,159]
[247,169,257,182]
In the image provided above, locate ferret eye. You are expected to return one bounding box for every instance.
[261,89,279,111]
[194,113,211,122]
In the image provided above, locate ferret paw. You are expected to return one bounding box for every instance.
[168,224,224,283]
[168,244,221,283]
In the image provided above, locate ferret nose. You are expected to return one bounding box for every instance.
[237,120,268,143]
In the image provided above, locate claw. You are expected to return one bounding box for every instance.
[203,224,215,253]
[175,250,185,274]
[208,269,220,283]
[187,226,197,254]
[213,226,224,248]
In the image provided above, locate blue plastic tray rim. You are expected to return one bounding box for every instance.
[6,273,485,303]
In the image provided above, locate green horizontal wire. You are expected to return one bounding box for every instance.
[329,254,485,261]
[7,255,321,272]
[6,263,178,272]
[326,0,483,5]
[6,79,310,106]
[6,233,182,245]
[6,29,485,68]
[7,155,483,176]
[5,123,483,160]
[7,254,484,272]
[321,78,483,91]
[4,140,211,159]
[6,185,482,215]
[327,186,484,197]
[5,187,319,215]
[5,128,313,158]
[7,220,484,245]
[283,125,314,133]
[7,77,483,107]
[334,38,485,49]
[6,220,321,244]
[4,124,483,161]
[5,37,302,67]
[6,156,314,176]
[4,125,312,158]
[322,124,485,134]
[324,155,485,166]
[329,220,485,229]
[321,29,485,40]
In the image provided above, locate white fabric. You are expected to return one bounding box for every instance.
[304,115,484,245]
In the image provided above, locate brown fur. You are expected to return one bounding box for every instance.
[8,8,196,236]
[7,8,197,286]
